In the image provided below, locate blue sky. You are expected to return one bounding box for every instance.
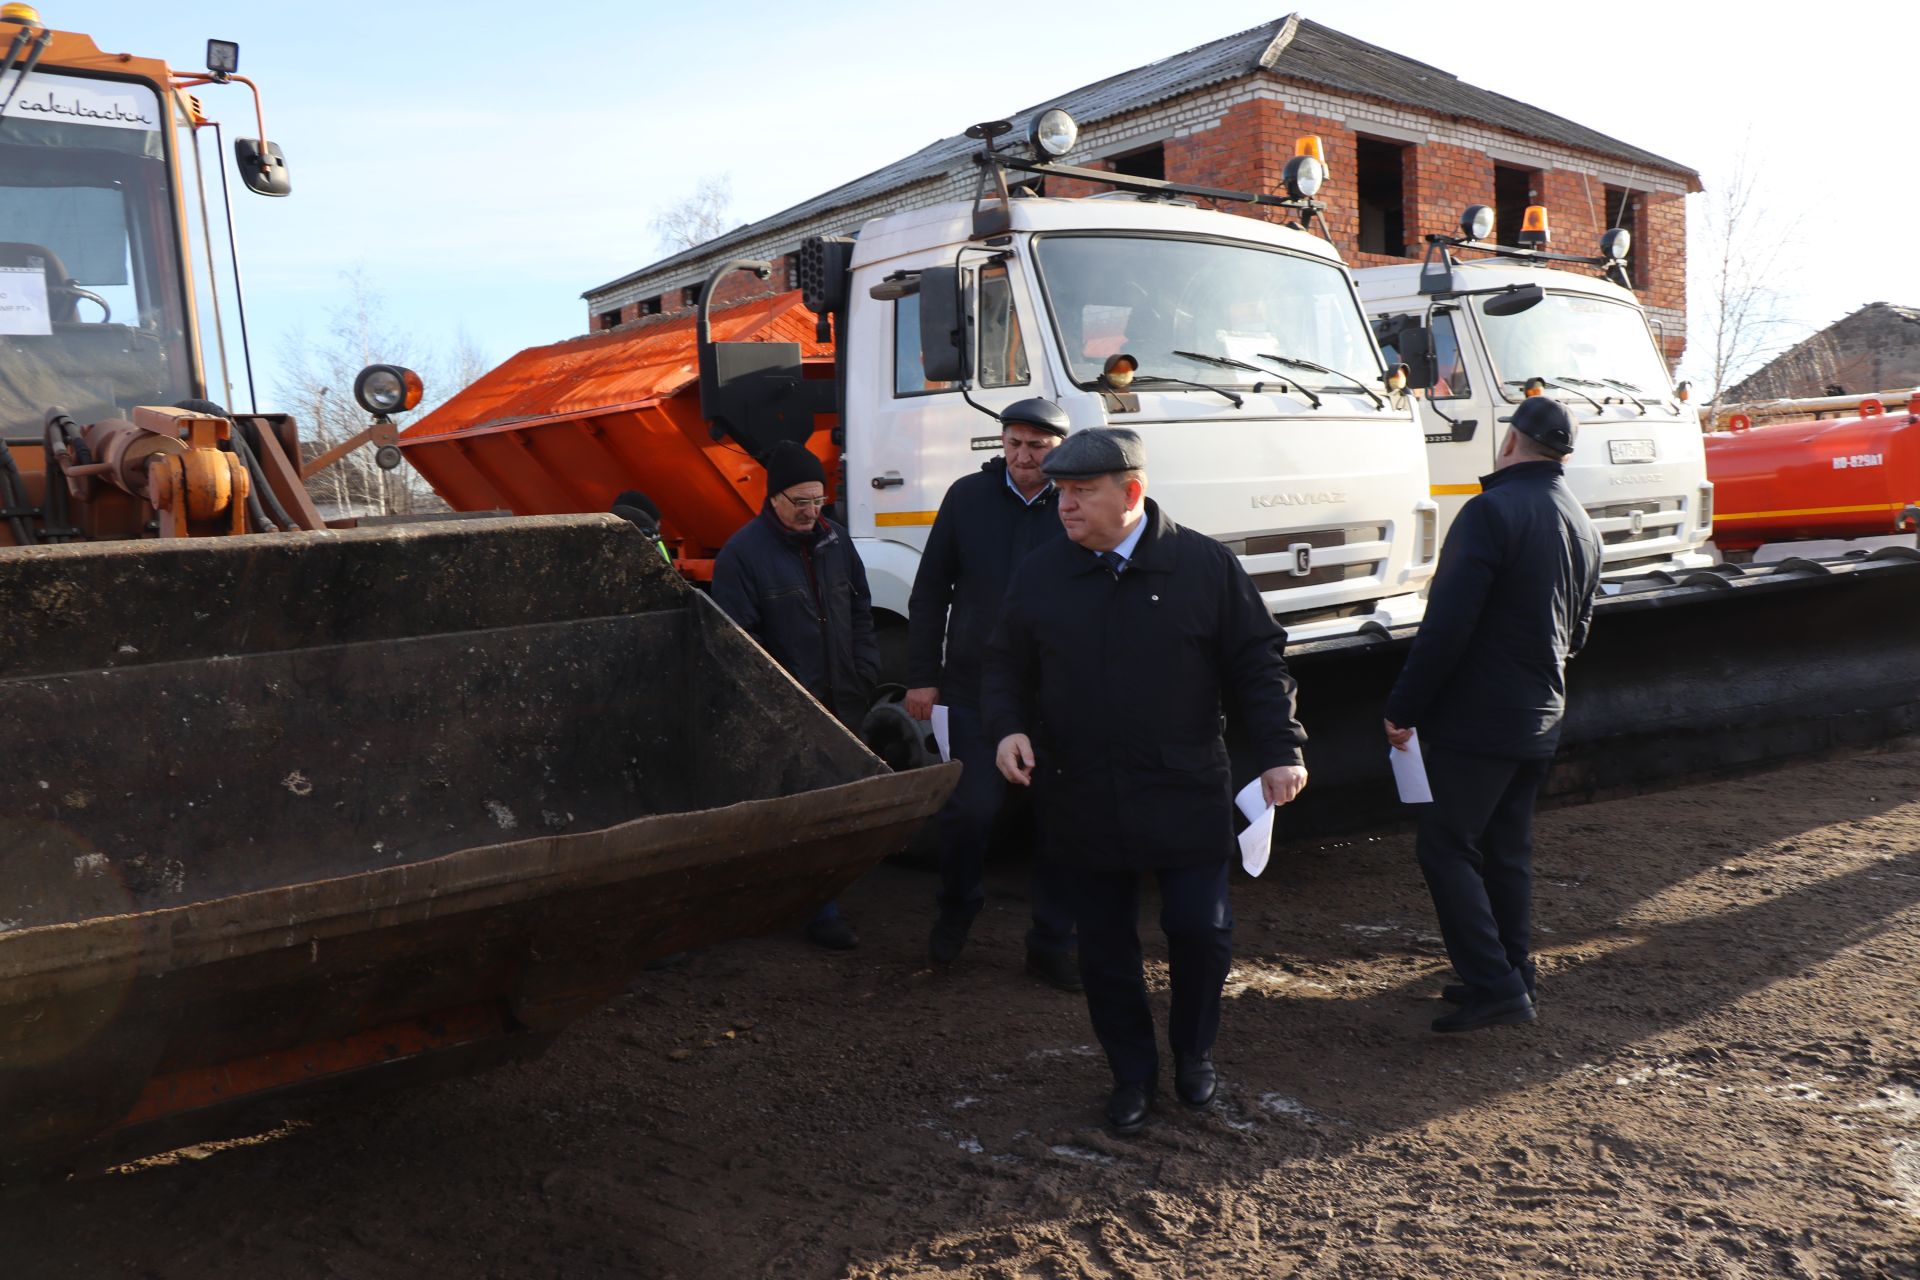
[49,1,1918,401]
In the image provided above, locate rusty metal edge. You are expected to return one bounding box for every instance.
[0,764,959,1000]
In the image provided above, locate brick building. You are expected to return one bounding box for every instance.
[1723,302,1920,402]
[584,14,1699,360]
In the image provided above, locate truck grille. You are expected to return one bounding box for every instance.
[1219,525,1389,592]
[1585,498,1682,547]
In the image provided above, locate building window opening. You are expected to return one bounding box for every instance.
[1109,143,1166,182]
[1494,164,1538,248]
[597,309,621,330]
[681,284,703,309]
[642,296,662,316]
[1355,136,1409,257]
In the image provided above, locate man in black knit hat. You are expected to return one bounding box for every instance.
[713,439,879,950]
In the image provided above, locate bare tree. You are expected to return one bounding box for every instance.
[650,174,734,253]
[275,270,484,519]
[1694,151,1804,417]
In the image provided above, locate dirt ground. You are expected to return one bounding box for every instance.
[7,749,1920,1279]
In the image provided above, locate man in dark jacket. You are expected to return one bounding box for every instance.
[906,397,1079,989]
[1384,396,1603,1033]
[713,440,880,950]
[982,427,1308,1135]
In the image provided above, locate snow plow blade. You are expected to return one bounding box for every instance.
[0,516,956,1176]
[1280,549,1920,841]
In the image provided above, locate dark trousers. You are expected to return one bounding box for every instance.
[1414,747,1550,1001]
[1069,858,1233,1085]
[931,703,1076,954]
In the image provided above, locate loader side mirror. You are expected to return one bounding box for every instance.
[1373,316,1434,390]
[234,137,291,197]
[918,264,970,384]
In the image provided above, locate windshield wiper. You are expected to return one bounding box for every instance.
[1503,377,1606,417]
[0,26,51,131]
[1171,349,1320,409]
[1257,352,1385,409]
[1129,373,1243,409]
[1597,377,1653,415]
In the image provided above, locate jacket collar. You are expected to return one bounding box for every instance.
[759,502,838,550]
[985,455,1057,507]
[1071,498,1177,574]
[1479,460,1565,489]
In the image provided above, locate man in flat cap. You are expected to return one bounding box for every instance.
[906,397,1080,989]
[981,426,1308,1135]
[714,439,879,950]
[1385,395,1603,1033]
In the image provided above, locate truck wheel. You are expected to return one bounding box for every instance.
[861,685,939,771]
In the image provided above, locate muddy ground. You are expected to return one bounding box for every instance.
[7,749,1920,1279]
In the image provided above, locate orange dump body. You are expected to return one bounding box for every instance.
[398,293,838,578]
[1705,400,1920,551]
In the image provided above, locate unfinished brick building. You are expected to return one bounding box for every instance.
[1724,303,1920,402]
[584,14,1699,360]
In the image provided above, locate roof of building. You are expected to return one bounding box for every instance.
[1723,301,1920,401]
[588,14,1698,300]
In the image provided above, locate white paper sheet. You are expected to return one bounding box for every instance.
[930,704,951,763]
[0,267,51,337]
[1390,728,1433,804]
[1233,777,1273,877]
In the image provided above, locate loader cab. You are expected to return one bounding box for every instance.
[0,62,200,437]
[841,197,1438,642]
[1360,250,1714,579]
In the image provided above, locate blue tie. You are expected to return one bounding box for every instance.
[1097,549,1126,577]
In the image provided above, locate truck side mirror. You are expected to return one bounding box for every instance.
[1374,316,1435,390]
[917,265,970,384]
[1481,284,1544,317]
[234,138,291,197]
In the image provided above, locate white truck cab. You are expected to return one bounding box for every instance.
[1357,208,1713,578]
[838,193,1437,641]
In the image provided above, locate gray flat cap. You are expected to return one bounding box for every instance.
[1041,426,1147,479]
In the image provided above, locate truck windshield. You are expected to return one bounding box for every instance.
[1475,291,1671,402]
[0,71,193,435]
[1033,234,1382,397]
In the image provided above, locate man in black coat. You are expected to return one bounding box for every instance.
[906,398,1079,989]
[1384,396,1603,1033]
[982,427,1309,1135]
[713,439,880,950]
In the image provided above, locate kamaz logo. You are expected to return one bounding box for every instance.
[1609,472,1666,486]
[1251,490,1347,508]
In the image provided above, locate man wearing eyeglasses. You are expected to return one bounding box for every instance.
[906,398,1079,991]
[713,439,880,950]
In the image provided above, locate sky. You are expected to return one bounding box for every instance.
[41,0,1919,405]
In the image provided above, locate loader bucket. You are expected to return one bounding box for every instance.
[1276,550,1920,842]
[0,516,956,1176]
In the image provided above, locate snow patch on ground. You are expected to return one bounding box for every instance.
[1049,1144,1117,1166]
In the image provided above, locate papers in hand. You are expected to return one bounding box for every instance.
[1390,728,1433,804]
[1234,778,1274,877]
[930,705,952,763]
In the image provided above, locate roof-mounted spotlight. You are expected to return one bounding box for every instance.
[353,364,424,418]
[1599,226,1632,262]
[205,38,239,80]
[1460,204,1494,242]
[1029,107,1079,159]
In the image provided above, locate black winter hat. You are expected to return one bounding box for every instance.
[1511,395,1577,455]
[999,397,1071,438]
[761,440,827,495]
[611,489,660,533]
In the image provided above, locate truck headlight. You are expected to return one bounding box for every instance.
[1030,108,1078,158]
[354,364,424,416]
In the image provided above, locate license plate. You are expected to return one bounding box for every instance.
[1609,438,1656,464]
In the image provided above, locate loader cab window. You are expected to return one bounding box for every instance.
[976,262,1029,389]
[893,292,956,397]
[0,71,193,436]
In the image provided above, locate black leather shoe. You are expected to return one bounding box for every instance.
[1024,948,1083,993]
[1443,981,1537,1006]
[928,917,968,966]
[1431,991,1535,1033]
[805,916,859,951]
[1174,1053,1217,1108]
[1106,1079,1154,1135]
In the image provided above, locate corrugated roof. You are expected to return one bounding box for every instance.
[402,291,829,440]
[588,14,1697,300]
